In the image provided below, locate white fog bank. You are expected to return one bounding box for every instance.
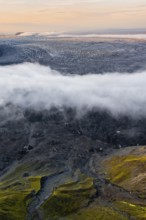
[0,63,146,118]
[18,32,146,40]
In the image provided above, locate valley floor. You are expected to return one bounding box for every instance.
[1,145,146,220]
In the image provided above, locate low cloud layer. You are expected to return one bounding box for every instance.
[19,32,146,40]
[0,63,146,118]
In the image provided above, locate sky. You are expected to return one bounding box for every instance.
[0,0,146,33]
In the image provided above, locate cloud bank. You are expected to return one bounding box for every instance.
[0,63,146,118]
[18,32,146,40]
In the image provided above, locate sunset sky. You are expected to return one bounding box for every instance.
[0,0,146,33]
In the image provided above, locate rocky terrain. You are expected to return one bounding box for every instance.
[0,35,146,74]
[0,36,146,219]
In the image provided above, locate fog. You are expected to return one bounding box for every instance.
[0,63,146,118]
[19,32,146,40]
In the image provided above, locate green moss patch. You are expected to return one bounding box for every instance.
[0,161,45,220]
[103,153,146,197]
[115,201,146,220]
[0,175,42,220]
[67,206,128,220]
[41,175,96,218]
